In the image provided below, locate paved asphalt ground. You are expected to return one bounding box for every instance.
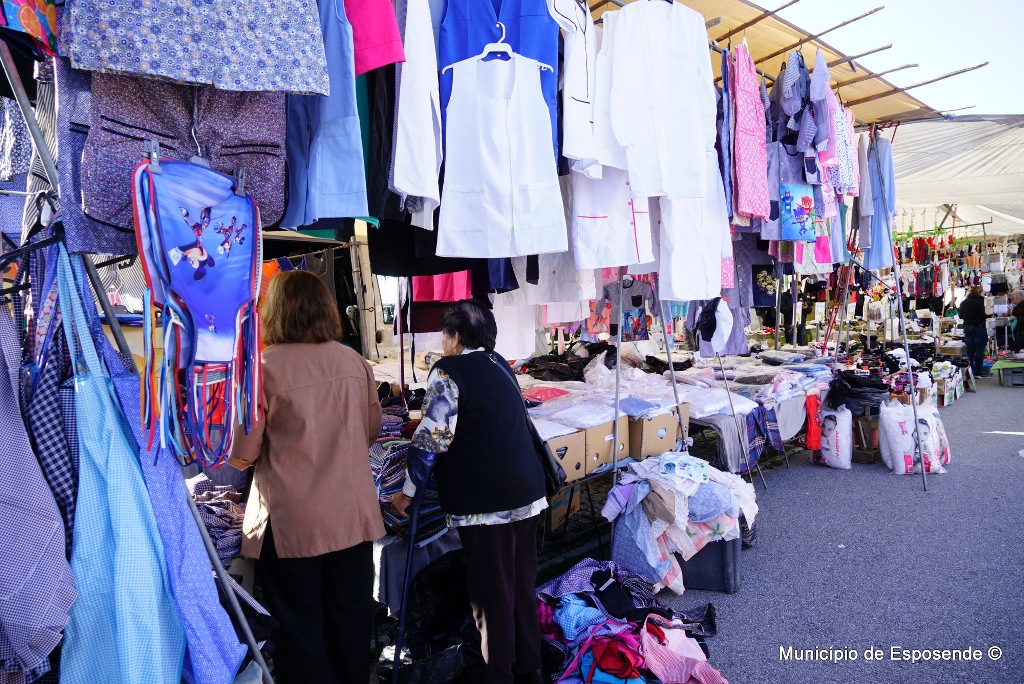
[663,376,1024,684]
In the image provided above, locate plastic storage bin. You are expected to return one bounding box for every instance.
[678,537,742,594]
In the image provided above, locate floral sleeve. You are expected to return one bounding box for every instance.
[411,367,459,454]
[402,367,459,498]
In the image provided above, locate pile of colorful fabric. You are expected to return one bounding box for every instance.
[602,454,757,595]
[537,559,727,683]
[371,437,412,503]
[369,413,449,546]
[186,473,246,568]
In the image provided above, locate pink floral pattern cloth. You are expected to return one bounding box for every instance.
[731,44,770,220]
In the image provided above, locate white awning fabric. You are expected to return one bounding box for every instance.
[892,115,1024,237]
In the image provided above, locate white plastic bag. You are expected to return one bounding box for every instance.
[818,406,853,469]
[879,399,946,475]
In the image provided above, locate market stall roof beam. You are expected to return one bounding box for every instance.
[752,6,885,66]
[845,62,989,107]
[714,0,803,42]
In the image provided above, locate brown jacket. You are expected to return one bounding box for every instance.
[228,342,384,558]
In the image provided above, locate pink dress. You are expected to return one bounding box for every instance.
[732,44,770,220]
[344,0,406,75]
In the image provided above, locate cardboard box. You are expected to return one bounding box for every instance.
[937,379,957,407]
[546,430,587,484]
[542,486,580,532]
[584,417,629,475]
[889,387,934,406]
[628,404,691,460]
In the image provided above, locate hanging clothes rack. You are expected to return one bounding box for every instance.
[0,43,275,684]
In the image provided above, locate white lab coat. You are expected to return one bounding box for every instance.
[437,54,568,258]
[500,176,596,305]
[591,19,626,173]
[571,166,654,270]
[392,0,442,229]
[607,1,717,200]
[658,152,731,301]
[548,0,598,167]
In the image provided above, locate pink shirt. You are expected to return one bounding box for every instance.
[345,0,406,75]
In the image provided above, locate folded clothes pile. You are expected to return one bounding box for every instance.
[603,453,757,596]
[187,473,245,568]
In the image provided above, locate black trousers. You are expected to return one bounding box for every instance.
[963,324,988,377]
[456,516,542,684]
[257,524,374,684]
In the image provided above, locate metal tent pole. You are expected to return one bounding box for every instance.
[608,266,625,551]
[654,275,688,450]
[0,46,274,682]
[869,131,927,491]
[774,273,783,349]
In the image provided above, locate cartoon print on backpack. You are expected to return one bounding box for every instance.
[168,207,216,279]
[779,182,814,242]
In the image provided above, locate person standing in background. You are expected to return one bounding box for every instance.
[958,285,990,378]
[392,300,547,684]
[1009,290,1024,351]
[229,270,384,683]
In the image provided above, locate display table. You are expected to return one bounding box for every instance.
[690,394,808,474]
[990,360,1024,387]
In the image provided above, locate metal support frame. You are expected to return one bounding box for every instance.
[869,130,928,491]
[0,45,274,682]
[608,267,625,550]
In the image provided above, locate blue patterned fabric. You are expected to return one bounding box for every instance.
[0,303,76,684]
[63,0,329,94]
[65,251,247,684]
[24,324,77,558]
[56,246,186,684]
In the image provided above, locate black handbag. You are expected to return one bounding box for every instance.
[486,352,566,496]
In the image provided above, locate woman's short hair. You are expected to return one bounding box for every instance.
[442,300,497,351]
[970,285,984,296]
[1011,290,1024,303]
[261,270,343,345]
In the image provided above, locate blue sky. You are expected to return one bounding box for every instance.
[774,0,1023,116]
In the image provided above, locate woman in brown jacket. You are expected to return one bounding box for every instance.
[229,270,384,684]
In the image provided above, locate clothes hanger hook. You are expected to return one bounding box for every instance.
[192,124,202,158]
[496,22,506,43]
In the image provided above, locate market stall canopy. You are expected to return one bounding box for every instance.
[588,0,945,125]
[891,115,1024,237]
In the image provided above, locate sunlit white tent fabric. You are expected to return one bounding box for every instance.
[893,115,1024,236]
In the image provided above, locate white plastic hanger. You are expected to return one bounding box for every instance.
[442,23,553,73]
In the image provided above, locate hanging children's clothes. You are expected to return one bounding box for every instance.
[283,0,369,227]
[549,0,599,168]
[439,0,560,159]
[437,54,567,258]
[597,275,659,342]
[604,1,717,200]
[862,137,897,271]
[732,43,770,220]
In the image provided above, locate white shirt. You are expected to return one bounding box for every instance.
[392,0,443,227]
[607,1,717,200]
[548,0,599,167]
